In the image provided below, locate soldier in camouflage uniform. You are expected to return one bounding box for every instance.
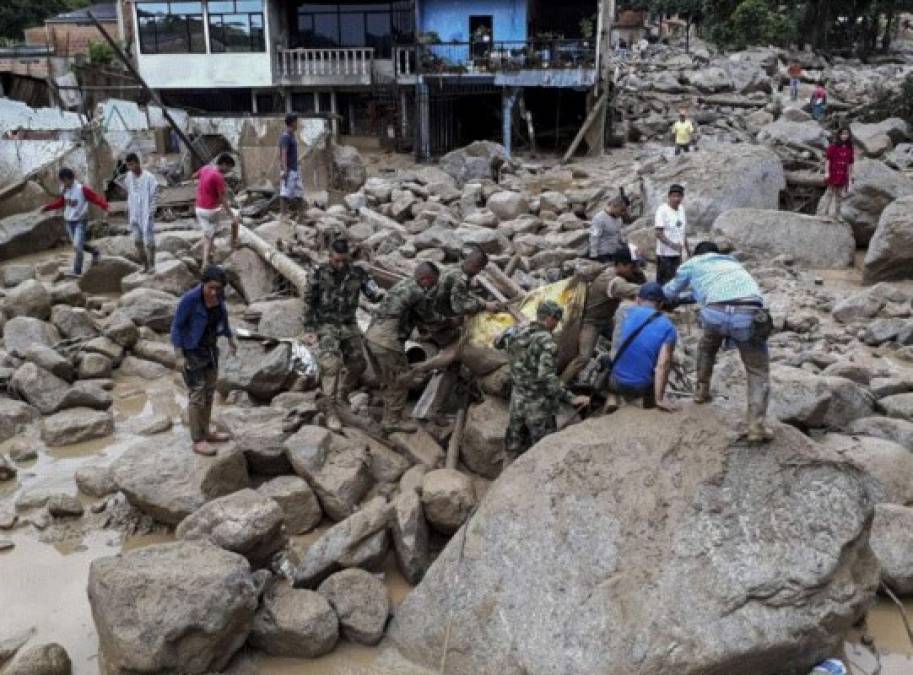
[498,300,590,463]
[410,246,500,377]
[365,261,440,433]
[302,239,384,431]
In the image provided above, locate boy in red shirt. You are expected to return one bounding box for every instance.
[194,153,240,269]
[42,167,109,276]
[821,127,854,221]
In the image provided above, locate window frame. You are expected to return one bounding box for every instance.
[294,2,400,57]
[207,0,266,53]
[136,1,206,54]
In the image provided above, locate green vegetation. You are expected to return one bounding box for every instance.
[88,39,113,65]
[0,0,91,41]
[630,0,913,56]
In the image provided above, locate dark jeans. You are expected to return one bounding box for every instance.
[674,143,692,155]
[656,255,682,285]
[66,219,99,274]
[609,374,656,408]
[183,347,219,442]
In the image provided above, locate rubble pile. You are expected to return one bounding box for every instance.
[3,42,913,675]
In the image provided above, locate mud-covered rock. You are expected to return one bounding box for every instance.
[88,541,257,674]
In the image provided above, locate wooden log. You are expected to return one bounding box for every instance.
[238,225,310,295]
[484,262,523,300]
[446,406,467,470]
[477,274,526,324]
[504,253,522,278]
[562,91,609,164]
[697,94,767,108]
[359,207,408,235]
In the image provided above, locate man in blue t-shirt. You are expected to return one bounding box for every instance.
[279,113,304,222]
[607,282,677,412]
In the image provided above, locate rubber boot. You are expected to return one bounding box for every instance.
[693,381,712,404]
[745,418,774,443]
[145,243,156,274]
[320,375,342,432]
[134,240,148,271]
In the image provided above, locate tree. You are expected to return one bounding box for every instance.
[0,0,91,41]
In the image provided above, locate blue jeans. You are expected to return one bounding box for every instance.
[789,78,799,100]
[698,305,770,425]
[66,220,99,274]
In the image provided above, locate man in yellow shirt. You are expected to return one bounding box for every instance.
[672,108,697,155]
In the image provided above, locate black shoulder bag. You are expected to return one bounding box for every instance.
[591,311,663,391]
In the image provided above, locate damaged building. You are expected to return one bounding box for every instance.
[129,0,613,157]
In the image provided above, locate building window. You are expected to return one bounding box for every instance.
[295,2,410,58]
[137,1,206,54]
[209,0,266,52]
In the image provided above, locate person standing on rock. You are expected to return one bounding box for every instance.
[365,262,440,434]
[41,167,108,277]
[671,108,697,155]
[654,184,689,285]
[171,265,238,456]
[560,245,646,385]
[787,61,802,101]
[662,241,773,443]
[279,113,305,222]
[302,238,385,432]
[603,282,677,413]
[811,81,828,121]
[498,300,590,463]
[195,153,240,271]
[121,153,159,274]
[589,195,628,263]
[820,127,854,221]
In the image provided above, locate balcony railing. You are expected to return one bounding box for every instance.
[394,39,596,78]
[276,47,374,85]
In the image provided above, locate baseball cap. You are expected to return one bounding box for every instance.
[668,183,685,195]
[638,282,667,303]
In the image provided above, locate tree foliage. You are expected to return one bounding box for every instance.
[629,0,913,56]
[0,0,91,41]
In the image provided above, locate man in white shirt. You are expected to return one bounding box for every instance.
[654,183,689,284]
[122,152,159,273]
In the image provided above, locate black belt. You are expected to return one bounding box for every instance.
[709,299,762,308]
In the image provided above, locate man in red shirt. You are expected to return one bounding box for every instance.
[42,167,109,276]
[195,153,240,270]
[821,127,854,221]
[787,61,802,100]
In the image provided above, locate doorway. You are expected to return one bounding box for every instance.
[470,15,493,59]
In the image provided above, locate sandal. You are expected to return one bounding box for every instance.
[193,441,216,456]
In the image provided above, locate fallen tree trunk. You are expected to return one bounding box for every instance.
[359,207,408,235]
[238,225,310,295]
[785,171,826,188]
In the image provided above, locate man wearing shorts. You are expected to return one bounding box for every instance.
[279,113,305,222]
[195,153,240,270]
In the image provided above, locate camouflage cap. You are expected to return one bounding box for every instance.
[537,299,563,320]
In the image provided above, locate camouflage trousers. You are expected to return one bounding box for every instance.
[317,324,367,402]
[505,390,557,454]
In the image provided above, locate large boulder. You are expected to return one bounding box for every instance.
[110,441,249,525]
[847,416,913,450]
[50,305,98,340]
[218,341,293,401]
[757,119,829,149]
[11,363,111,414]
[391,489,431,584]
[224,247,275,303]
[643,143,785,231]
[253,298,302,339]
[79,257,141,294]
[440,141,505,185]
[831,282,909,324]
[389,408,879,675]
[257,475,322,534]
[318,568,390,646]
[285,426,373,521]
[176,488,287,565]
[870,504,913,595]
[331,144,367,193]
[818,433,913,506]
[121,259,196,296]
[420,468,476,535]
[116,288,177,332]
[851,118,909,157]
[3,279,51,320]
[486,191,529,222]
[461,399,507,479]
[41,408,114,446]
[88,541,257,674]
[2,317,60,356]
[863,195,913,283]
[0,398,37,444]
[0,211,65,259]
[821,158,913,246]
[712,209,855,268]
[249,582,338,658]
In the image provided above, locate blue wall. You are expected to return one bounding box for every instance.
[419,0,528,43]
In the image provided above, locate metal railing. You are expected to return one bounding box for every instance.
[394,39,596,77]
[276,47,374,82]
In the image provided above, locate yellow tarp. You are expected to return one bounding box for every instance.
[461,277,587,376]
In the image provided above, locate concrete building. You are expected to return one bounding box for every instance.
[127,0,610,157]
[24,3,122,58]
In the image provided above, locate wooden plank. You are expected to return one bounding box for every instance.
[562,91,609,164]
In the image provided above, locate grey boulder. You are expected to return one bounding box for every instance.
[318,568,390,646]
[870,503,913,595]
[249,582,338,657]
[864,195,913,283]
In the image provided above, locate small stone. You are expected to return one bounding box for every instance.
[249,582,339,658]
[3,642,71,675]
[75,464,117,498]
[8,441,37,463]
[421,468,476,534]
[318,568,390,646]
[47,494,84,517]
[0,539,14,551]
[138,416,173,435]
[0,454,16,481]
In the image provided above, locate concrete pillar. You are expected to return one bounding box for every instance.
[417,78,430,162]
[399,89,408,139]
[251,90,259,114]
[330,90,338,137]
[284,89,292,113]
[313,91,320,112]
[502,88,520,158]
